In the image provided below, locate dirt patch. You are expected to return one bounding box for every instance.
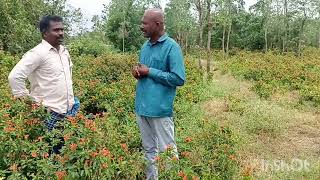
[202,100,229,117]
[271,91,301,105]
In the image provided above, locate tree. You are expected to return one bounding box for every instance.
[103,0,152,52]
[252,0,273,53]
[192,0,206,47]
[165,0,197,53]
[0,0,84,54]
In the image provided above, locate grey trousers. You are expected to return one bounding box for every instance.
[136,115,178,180]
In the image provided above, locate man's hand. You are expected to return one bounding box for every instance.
[13,95,38,110]
[13,95,27,101]
[137,64,149,77]
[132,66,141,79]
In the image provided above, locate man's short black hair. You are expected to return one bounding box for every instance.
[39,15,63,33]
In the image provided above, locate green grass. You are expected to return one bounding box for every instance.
[198,53,320,179]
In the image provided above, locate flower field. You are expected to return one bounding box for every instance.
[0,51,238,179]
[219,48,320,106]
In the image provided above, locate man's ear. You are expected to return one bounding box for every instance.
[42,31,48,38]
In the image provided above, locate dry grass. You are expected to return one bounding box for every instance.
[202,70,320,179]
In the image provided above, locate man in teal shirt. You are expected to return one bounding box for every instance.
[132,8,185,180]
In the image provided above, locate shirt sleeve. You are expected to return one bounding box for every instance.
[148,44,186,87]
[8,51,42,97]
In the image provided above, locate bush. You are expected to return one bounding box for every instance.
[0,52,238,179]
[220,49,320,105]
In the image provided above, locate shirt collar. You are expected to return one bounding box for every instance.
[147,33,169,46]
[41,39,65,53]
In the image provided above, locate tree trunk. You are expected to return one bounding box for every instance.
[318,12,320,48]
[181,35,184,52]
[264,26,268,53]
[206,0,212,74]
[283,0,288,52]
[178,30,183,50]
[122,15,125,52]
[318,30,320,48]
[226,21,232,56]
[199,24,203,47]
[298,17,306,56]
[207,23,212,74]
[298,7,307,56]
[185,33,188,54]
[222,24,226,54]
[196,0,204,47]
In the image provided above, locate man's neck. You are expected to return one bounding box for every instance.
[44,39,60,51]
[54,45,60,51]
[150,31,165,43]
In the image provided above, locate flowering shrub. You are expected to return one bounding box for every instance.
[220,48,320,106]
[0,51,238,179]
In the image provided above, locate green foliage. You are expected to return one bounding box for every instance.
[68,32,113,57]
[165,0,197,51]
[102,0,147,52]
[0,0,84,54]
[0,51,238,179]
[220,48,320,106]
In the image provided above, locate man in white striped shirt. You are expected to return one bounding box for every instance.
[8,15,80,134]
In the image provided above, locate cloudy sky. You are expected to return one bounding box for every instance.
[67,0,257,29]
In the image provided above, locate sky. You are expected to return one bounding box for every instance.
[67,0,257,29]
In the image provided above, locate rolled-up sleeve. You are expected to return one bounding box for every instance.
[8,51,42,97]
[148,45,186,87]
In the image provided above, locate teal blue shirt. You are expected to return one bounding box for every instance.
[135,33,186,117]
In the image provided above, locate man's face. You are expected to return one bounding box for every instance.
[43,21,64,46]
[140,15,156,38]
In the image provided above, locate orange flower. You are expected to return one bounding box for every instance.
[9,164,18,172]
[118,156,124,161]
[154,156,160,161]
[25,118,41,126]
[3,114,10,118]
[63,134,70,141]
[85,120,97,131]
[4,127,15,133]
[56,155,67,164]
[184,137,192,143]
[100,148,111,157]
[55,171,67,180]
[90,151,99,158]
[192,176,200,180]
[43,153,49,159]
[178,171,185,177]
[67,116,77,126]
[79,138,86,145]
[229,155,236,161]
[31,152,37,158]
[5,121,15,126]
[171,156,179,161]
[120,143,128,152]
[24,134,29,140]
[31,103,39,110]
[76,113,85,120]
[101,163,108,169]
[4,104,11,108]
[181,151,191,158]
[70,143,77,151]
[37,136,44,142]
